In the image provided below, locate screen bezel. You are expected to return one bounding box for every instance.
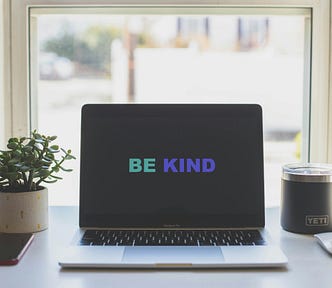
[79,104,265,228]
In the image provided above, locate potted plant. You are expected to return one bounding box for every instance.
[0,131,75,233]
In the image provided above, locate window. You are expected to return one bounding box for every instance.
[5,1,332,206]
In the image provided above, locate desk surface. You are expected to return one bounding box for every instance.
[2,206,331,288]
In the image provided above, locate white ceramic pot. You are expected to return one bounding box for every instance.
[0,187,48,233]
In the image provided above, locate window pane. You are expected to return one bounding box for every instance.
[31,10,309,206]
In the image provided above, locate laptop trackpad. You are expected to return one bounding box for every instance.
[123,246,224,264]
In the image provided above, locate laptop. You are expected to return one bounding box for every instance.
[59,104,287,268]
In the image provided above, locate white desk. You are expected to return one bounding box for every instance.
[2,207,331,288]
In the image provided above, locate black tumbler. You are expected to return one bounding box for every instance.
[281,163,332,234]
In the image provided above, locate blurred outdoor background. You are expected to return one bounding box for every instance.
[32,13,307,206]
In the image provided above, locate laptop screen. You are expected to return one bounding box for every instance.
[80,104,264,228]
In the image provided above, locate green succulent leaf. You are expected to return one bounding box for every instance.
[46,153,55,160]
[22,146,33,152]
[43,179,57,184]
[20,166,30,172]
[34,169,50,178]
[8,158,20,165]
[5,172,21,181]
[66,154,76,160]
[7,142,18,150]
[48,147,59,153]
[13,150,22,157]
[59,166,73,172]
[34,138,45,144]
[8,138,19,143]
[43,156,52,161]
[34,133,42,140]
[49,175,63,180]
[41,159,52,165]
[34,143,43,151]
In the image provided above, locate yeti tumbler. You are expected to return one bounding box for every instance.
[281,163,332,234]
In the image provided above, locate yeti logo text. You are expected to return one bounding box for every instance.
[305,215,329,226]
[129,158,216,173]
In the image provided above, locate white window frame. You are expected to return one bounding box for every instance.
[0,1,10,149]
[0,3,4,149]
[3,0,332,163]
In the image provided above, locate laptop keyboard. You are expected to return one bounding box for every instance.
[79,229,266,246]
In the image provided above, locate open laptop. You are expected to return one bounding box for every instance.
[59,104,287,268]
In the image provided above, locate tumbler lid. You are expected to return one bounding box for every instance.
[282,163,332,183]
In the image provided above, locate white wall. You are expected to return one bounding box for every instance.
[0,1,5,148]
[0,0,11,149]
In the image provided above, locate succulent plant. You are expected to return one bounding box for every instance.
[0,130,75,192]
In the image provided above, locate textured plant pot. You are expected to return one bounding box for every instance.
[0,187,48,233]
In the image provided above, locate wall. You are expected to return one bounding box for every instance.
[0,1,5,148]
[0,0,10,149]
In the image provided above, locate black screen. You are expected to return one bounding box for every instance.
[80,104,264,228]
[0,233,33,264]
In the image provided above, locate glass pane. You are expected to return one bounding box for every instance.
[31,11,309,206]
